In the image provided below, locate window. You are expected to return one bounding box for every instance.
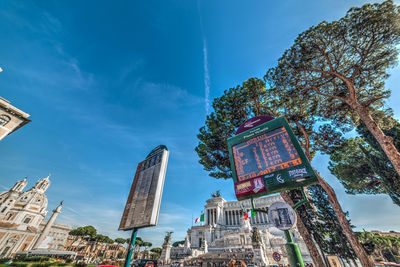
[23,217,31,224]
[0,115,11,126]
[1,207,7,213]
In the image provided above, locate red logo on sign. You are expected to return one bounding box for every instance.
[234,177,266,198]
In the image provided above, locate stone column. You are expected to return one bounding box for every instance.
[32,201,63,249]
[160,232,172,264]
[251,227,269,266]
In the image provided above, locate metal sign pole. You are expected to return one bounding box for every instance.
[284,230,305,267]
[251,188,308,267]
[124,228,138,267]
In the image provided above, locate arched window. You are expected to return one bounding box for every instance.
[0,115,11,126]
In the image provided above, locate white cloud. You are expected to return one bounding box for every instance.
[197,1,210,115]
[202,38,210,115]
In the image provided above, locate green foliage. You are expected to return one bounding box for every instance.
[172,241,185,247]
[0,258,10,264]
[195,78,270,179]
[357,231,400,263]
[309,185,356,259]
[93,234,114,244]
[195,77,357,261]
[142,242,152,249]
[69,226,97,240]
[14,256,49,262]
[9,263,28,267]
[135,238,143,247]
[31,263,53,267]
[65,259,73,264]
[329,120,400,205]
[266,0,400,122]
[265,0,400,178]
[150,248,162,254]
[115,238,126,244]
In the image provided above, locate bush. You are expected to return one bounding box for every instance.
[74,263,87,267]
[0,258,11,264]
[65,259,73,263]
[31,263,53,267]
[15,256,50,262]
[10,263,28,267]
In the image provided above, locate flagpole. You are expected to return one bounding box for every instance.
[192,213,193,227]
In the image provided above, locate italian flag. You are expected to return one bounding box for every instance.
[195,213,204,223]
[244,209,255,220]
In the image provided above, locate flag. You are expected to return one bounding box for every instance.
[195,212,205,223]
[244,209,255,220]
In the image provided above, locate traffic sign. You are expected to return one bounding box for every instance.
[273,252,281,262]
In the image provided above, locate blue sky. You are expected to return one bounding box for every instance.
[0,0,400,248]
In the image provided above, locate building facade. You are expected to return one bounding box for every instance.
[0,176,69,258]
[64,236,126,263]
[38,221,72,250]
[0,97,31,141]
[169,195,313,266]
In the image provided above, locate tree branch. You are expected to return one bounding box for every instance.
[313,43,334,72]
[294,120,311,160]
[362,96,386,107]
[296,84,346,102]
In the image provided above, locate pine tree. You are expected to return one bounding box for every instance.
[329,119,400,206]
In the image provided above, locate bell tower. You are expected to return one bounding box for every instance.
[11,178,27,193]
[32,175,51,193]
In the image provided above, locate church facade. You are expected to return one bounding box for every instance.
[0,175,70,258]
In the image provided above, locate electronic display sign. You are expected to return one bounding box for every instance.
[227,117,317,200]
[119,145,169,230]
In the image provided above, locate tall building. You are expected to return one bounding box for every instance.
[0,97,31,141]
[0,176,71,258]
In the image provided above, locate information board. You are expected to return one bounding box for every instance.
[119,145,169,230]
[227,117,317,200]
[232,127,302,182]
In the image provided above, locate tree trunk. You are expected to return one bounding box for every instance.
[316,172,373,267]
[352,102,400,178]
[280,191,327,267]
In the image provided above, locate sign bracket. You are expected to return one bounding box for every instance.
[292,187,309,210]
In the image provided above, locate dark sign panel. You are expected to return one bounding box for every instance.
[227,117,317,200]
[232,127,302,182]
[119,145,169,230]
